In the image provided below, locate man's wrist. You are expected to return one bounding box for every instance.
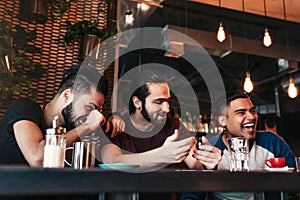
[107,111,122,118]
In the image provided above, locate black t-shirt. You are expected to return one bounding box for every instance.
[0,98,45,165]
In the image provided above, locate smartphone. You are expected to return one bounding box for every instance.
[195,132,206,150]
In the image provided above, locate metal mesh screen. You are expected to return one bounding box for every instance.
[0,0,116,118]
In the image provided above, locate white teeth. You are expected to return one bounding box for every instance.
[243,123,254,128]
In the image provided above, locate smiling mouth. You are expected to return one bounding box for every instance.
[242,122,255,130]
[158,112,167,117]
[158,115,167,119]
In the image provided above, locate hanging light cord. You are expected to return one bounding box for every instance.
[242,0,249,72]
[283,0,286,20]
[242,0,245,13]
[283,0,290,58]
[263,0,267,17]
[185,0,188,35]
[218,0,221,21]
[242,0,246,38]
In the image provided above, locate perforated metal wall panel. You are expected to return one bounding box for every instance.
[0,0,116,118]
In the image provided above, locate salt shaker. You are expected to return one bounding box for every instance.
[43,116,66,168]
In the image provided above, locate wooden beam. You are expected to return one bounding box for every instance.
[168,25,300,62]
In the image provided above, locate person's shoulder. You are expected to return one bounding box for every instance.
[2,98,43,134]
[4,98,43,121]
[256,131,287,148]
[5,98,38,111]
[255,131,293,159]
[256,131,281,140]
[10,98,38,107]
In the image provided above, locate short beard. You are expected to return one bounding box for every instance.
[141,102,151,123]
[61,102,76,131]
[141,102,167,127]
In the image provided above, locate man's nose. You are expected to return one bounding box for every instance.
[162,102,170,113]
[246,111,256,119]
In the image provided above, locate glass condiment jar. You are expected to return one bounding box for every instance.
[43,116,66,168]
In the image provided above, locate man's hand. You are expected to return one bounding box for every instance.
[159,129,195,164]
[85,110,106,133]
[192,136,221,170]
[105,115,125,137]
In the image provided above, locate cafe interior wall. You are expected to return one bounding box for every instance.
[0,0,116,119]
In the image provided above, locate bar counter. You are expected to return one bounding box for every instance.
[0,166,299,195]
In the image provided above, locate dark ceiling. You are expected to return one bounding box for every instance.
[118,0,300,114]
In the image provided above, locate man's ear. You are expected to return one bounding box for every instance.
[132,96,141,109]
[62,88,73,104]
[218,115,226,127]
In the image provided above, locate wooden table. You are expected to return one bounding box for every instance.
[0,166,299,196]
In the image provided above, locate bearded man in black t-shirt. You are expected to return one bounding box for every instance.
[0,65,123,167]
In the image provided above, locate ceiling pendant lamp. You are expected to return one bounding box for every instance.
[216,0,225,43]
[244,72,254,93]
[125,9,134,25]
[263,28,272,47]
[288,77,298,98]
[137,3,150,11]
[262,0,272,47]
[241,0,253,93]
[217,22,226,43]
[243,53,253,93]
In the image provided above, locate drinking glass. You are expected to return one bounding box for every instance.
[295,157,300,172]
[227,137,249,172]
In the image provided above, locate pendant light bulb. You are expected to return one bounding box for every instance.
[244,72,254,93]
[288,77,298,98]
[263,28,272,47]
[217,22,226,43]
[125,13,134,25]
[137,3,150,11]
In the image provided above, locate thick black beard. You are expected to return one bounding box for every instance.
[141,102,151,123]
[61,102,76,131]
[141,102,167,128]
